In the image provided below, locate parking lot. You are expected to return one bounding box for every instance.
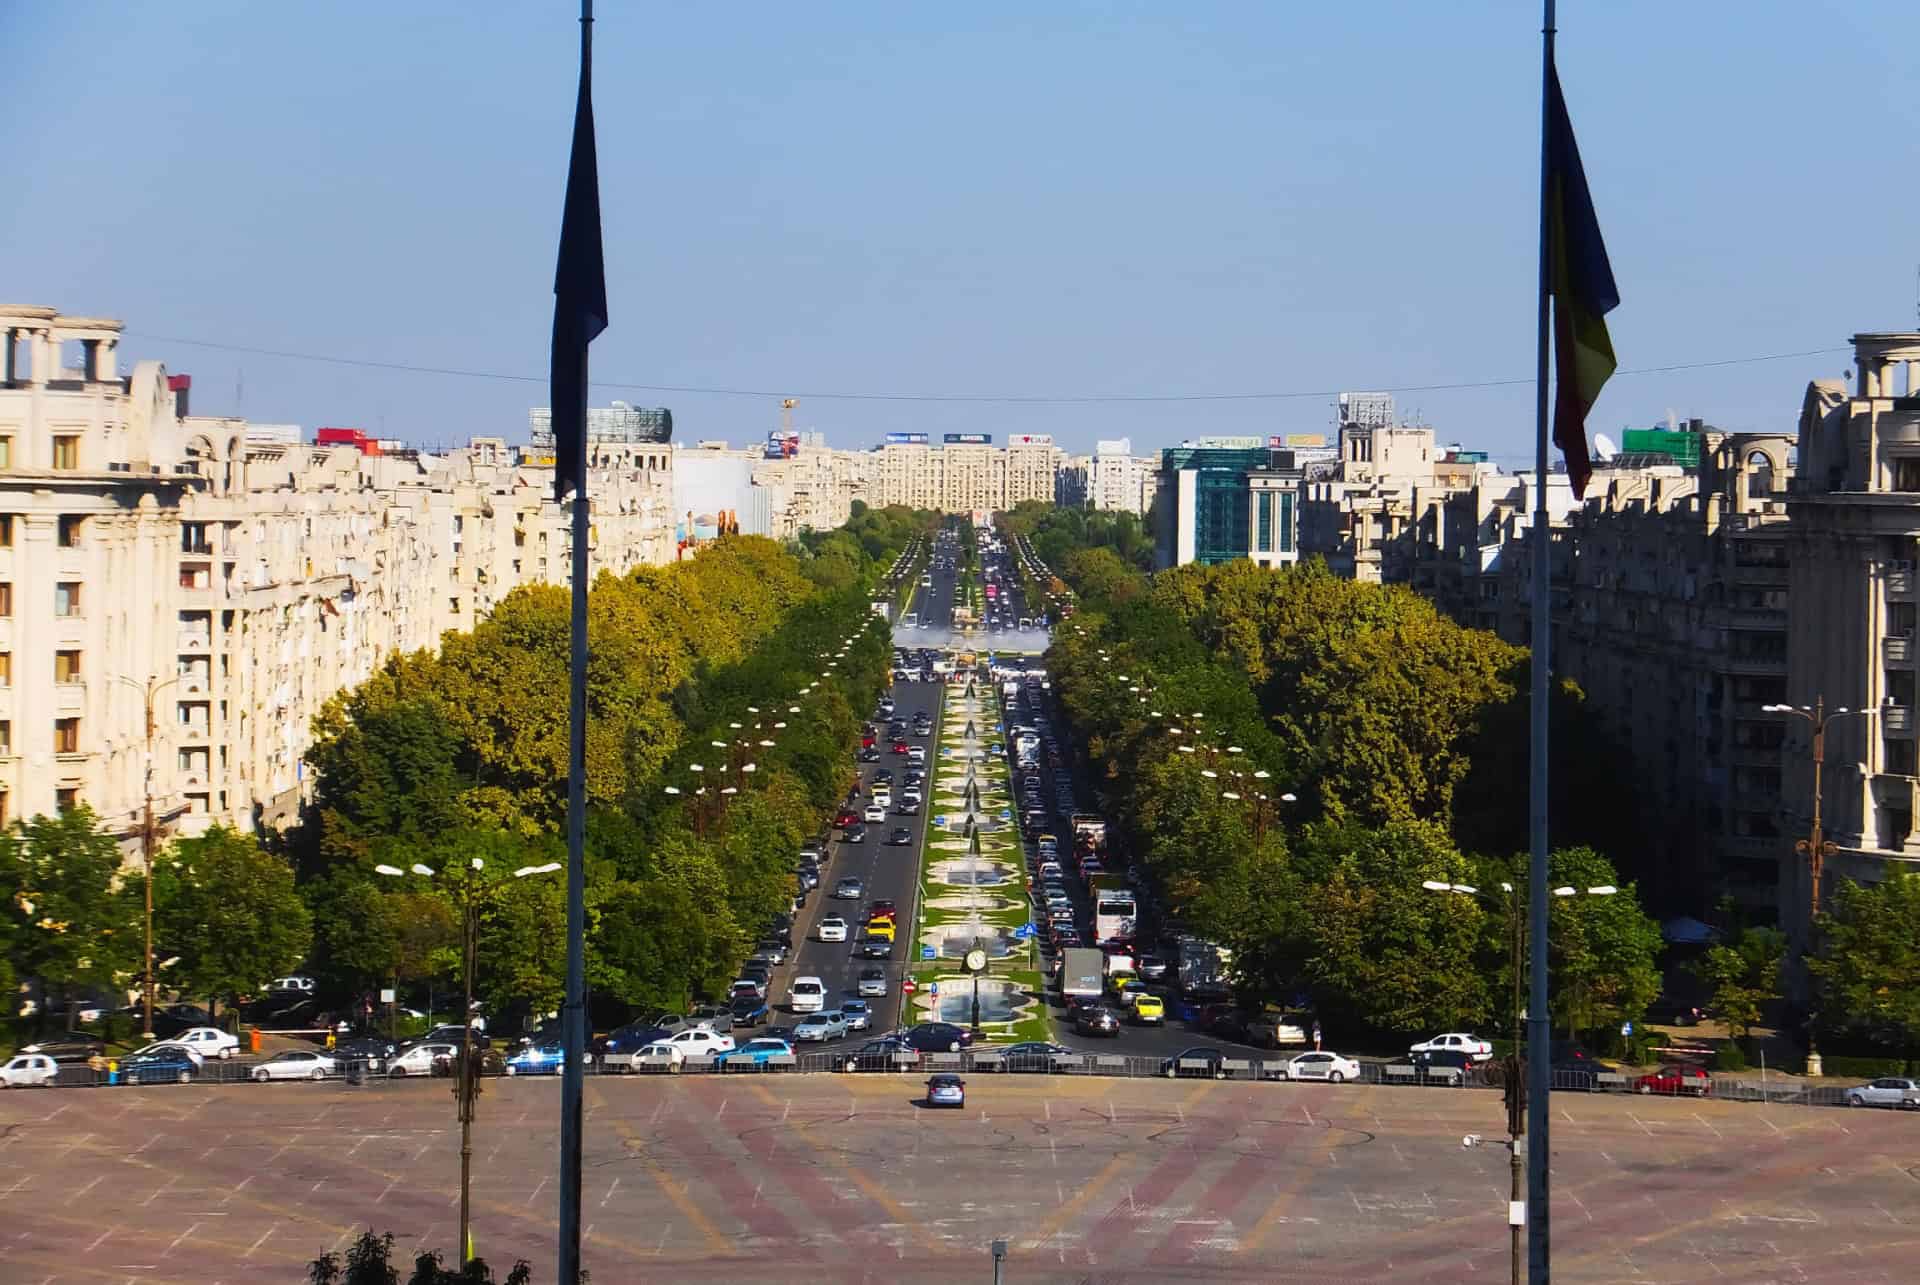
[2,1073,1914,1283]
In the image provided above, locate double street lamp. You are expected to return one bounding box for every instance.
[374,857,561,1266]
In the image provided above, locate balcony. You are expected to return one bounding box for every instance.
[176,720,211,742]
[1886,635,1915,665]
[1883,706,1914,737]
[177,630,211,652]
[1732,563,1789,586]
[1890,570,1916,598]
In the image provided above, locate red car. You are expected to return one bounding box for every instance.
[1633,1063,1712,1097]
[867,899,897,920]
[891,740,910,754]
[861,733,876,749]
[834,808,859,828]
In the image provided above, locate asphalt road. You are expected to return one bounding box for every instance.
[772,536,957,1036]
[9,1073,1909,1283]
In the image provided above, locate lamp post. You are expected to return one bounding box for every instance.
[119,673,180,1041]
[1424,877,1615,1285]
[375,857,561,1266]
[1762,698,1874,1078]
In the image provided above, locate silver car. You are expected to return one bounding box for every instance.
[793,1010,849,1042]
[1846,1077,1920,1109]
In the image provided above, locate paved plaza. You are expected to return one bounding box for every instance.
[1,1074,1915,1283]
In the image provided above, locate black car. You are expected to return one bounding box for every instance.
[842,1037,917,1072]
[118,1049,198,1085]
[903,1022,975,1054]
[409,1024,492,1050]
[855,937,893,960]
[1205,1009,1255,1042]
[858,747,881,763]
[1160,1046,1234,1079]
[1073,1005,1121,1037]
[333,1034,398,1066]
[888,827,914,846]
[895,800,920,816]
[844,823,869,843]
[729,994,771,1027]
[873,769,895,786]
[1409,1049,1479,1085]
[795,866,820,892]
[149,1002,218,1037]
[21,1035,106,1063]
[991,1041,1075,1074]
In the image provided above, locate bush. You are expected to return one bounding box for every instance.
[1712,1042,1748,1072]
[1816,1053,1918,1078]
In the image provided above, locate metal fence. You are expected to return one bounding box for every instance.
[24,1049,1892,1111]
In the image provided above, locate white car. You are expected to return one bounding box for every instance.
[1409,1033,1493,1061]
[662,1027,735,1059]
[1274,1051,1361,1083]
[250,1050,337,1082]
[176,1026,241,1060]
[864,803,887,823]
[817,916,849,943]
[1846,1077,1920,1109]
[1,1053,60,1088]
[387,1043,457,1077]
[788,976,827,1014]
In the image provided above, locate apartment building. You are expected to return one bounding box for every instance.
[0,305,674,840]
[1088,439,1158,515]
[864,433,1065,513]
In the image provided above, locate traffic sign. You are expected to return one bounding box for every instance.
[902,978,917,994]
[921,946,936,960]
[928,981,940,997]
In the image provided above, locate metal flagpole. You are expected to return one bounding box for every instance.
[557,5,593,1280]
[1528,1,1557,1280]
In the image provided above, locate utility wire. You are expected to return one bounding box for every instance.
[125,330,1846,406]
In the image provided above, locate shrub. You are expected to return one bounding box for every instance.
[1712,1042,1748,1072]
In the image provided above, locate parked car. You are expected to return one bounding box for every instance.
[1273,1051,1361,1083]
[793,1011,850,1043]
[1,1053,61,1088]
[990,1041,1075,1074]
[1160,1046,1236,1080]
[20,1035,106,1063]
[389,1043,457,1077]
[505,1044,566,1077]
[903,1022,975,1054]
[659,1028,735,1060]
[176,1026,242,1061]
[1847,1077,1920,1109]
[1409,1032,1493,1061]
[1246,1010,1309,1049]
[1410,1049,1478,1085]
[841,1037,917,1073]
[713,1038,794,1071]
[250,1050,337,1082]
[925,1074,967,1108]
[118,1048,198,1085]
[1633,1063,1712,1097]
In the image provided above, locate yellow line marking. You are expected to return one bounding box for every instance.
[1017,1149,1133,1251]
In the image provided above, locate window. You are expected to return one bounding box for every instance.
[55,787,78,813]
[54,582,80,616]
[54,718,79,754]
[54,650,80,682]
[0,582,9,615]
[0,436,11,469]
[0,721,9,754]
[0,515,11,546]
[0,653,8,685]
[57,515,83,547]
[1896,458,1920,493]
[180,522,211,555]
[52,435,79,470]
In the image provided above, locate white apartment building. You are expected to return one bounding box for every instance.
[866,435,1065,513]
[1088,439,1158,514]
[0,305,673,841]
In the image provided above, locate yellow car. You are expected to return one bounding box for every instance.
[864,918,897,942]
[1132,994,1166,1025]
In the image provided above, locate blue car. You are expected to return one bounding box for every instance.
[926,1074,966,1108]
[712,1038,794,1071]
[118,1049,197,1085]
[505,1043,565,1076]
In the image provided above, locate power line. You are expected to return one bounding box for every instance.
[125,330,1846,406]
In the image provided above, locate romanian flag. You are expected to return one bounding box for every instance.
[549,24,609,502]
[1545,62,1619,500]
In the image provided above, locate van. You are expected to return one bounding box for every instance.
[787,976,826,1014]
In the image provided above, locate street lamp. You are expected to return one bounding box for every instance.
[118,673,179,1041]
[375,857,560,1266]
[1763,697,1875,1077]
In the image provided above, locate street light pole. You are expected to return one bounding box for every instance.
[121,674,180,1042]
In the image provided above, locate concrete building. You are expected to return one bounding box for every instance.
[0,305,674,840]
[1088,439,1158,515]
[863,433,1065,514]
[1056,454,1090,508]
[1153,438,1279,568]
[1782,332,1920,937]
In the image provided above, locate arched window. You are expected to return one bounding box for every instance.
[1746,450,1776,499]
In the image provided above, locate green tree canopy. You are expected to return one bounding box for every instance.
[155,826,312,1016]
[1811,871,1920,1058]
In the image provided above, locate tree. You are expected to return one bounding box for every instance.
[155,827,313,1019]
[1810,871,1920,1060]
[0,808,140,1014]
[1695,925,1785,1044]
[308,1230,537,1285]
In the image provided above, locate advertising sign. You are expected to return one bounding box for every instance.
[943,433,992,445]
[885,432,930,445]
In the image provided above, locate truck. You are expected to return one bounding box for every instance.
[1176,938,1232,1001]
[1060,947,1105,1002]
[1089,874,1137,944]
[1070,814,1107,856]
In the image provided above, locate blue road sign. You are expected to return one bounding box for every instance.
[929,982,940,997]
[921,946,936,960]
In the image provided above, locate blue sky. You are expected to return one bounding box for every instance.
[6,2,1912,463]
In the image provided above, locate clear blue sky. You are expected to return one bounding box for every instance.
[6,2,1912,463]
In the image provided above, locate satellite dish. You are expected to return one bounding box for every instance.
[1592,433,1618,463]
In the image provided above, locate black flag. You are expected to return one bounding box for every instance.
[550,39,608,502]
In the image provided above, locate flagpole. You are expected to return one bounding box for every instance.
[557,2,593,1280]
[1528,1,1556,1281]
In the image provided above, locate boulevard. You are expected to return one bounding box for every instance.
[1,1075,1910,1283]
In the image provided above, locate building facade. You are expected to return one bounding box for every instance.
[1088,439,1158,515]
[0,306,674,841]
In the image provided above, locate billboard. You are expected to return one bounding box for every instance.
[1007,433,1053,447]
[943,433,992,445]
[884,432,929,445]
[764,430,799,459]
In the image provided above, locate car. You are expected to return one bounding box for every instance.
[1409,1032,1493,1061]
[1073,1005,1121,1037]
[20,1035,106,1063]
[895,799,920,816]
[118,1048,200,1085]
[1246,1010,1309,1049]
[714,1038,796,1071]
[749,942,789,966]
[835,808,860,827]
[835,877,866,900]
[794,866,820,892]
[843,823,869,844]
[925,1073,967,1108]
[1110,978,1149,1009]
[840,1000,873,1031]
[388,1043,457,1076]
[842,1037,917,1073]
[1,1053,60,1088]
[856,937,894,960]
[128,1039,205,1068]
[250,1050,338,1082]
[788,976,827,1013]
[688,1004,735,1033]
[1410,1049,1478,1085]
[818,916,850,942]
[888,827,914,846]
[873,768,895,785]
[505,1044,567,1076]
[858,747,881,763]
[864,803,888,823]
[730,978,769,1002]
[1138,955,1169,982]
[1273,1051,1361,1083]
[332,1034,398,1066]
[990,1041,1074,1074]
[1132,994,1166,1025]
[793,1011,850,1043]
[904,1022,974,1054]
[864,919,896,943]
[409,1024,492,1049]
[662,1028,735,1059]
[1633,1063,1712,1097]
[1160,1046,1236,1079]
[857,968,889,998]
[1847,1077,1920,1109]
[728,994,770,1027]
[907,747,926,764]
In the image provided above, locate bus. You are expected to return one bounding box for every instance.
[1090,875,1137,944]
